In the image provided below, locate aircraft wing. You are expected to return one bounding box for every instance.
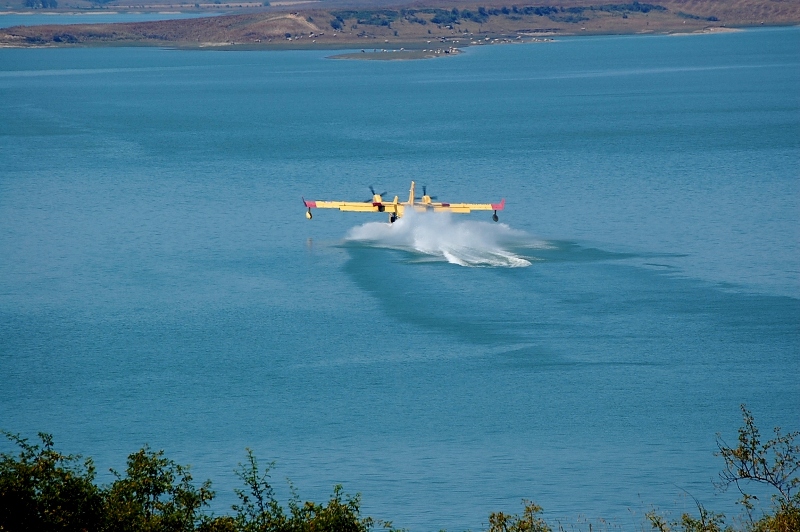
[303,199,401,213]
[417,199,505,214]
[305,200,377,212]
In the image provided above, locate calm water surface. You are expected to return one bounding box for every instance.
[1,28,798,530]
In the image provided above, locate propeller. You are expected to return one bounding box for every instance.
[415,185,438,200]
[365,185,387,202]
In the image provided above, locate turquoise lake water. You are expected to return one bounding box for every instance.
[1,27,798,530]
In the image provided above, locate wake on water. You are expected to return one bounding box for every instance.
[344,211,545,267]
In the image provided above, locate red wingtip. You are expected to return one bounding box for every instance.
[491,199,505,211]
[303,198,317,208]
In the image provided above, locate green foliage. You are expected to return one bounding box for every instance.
[488,500,551,532]
[376,4,672,28]
[510,3,666,21]
[715,405,800,530]
[231,449,393,531]
[604,3,667,14]
[400,10,427,25]
[0,431,103,532]
[646,498,730,532]
[230,450,286,531]
[422,4,670,26]
[330,10,399,27]
[461,9,489,24]
[0,434,394,532]
[675,12,718,22]
[513,6,559,17]
[288,485,377,532]
[104,446,215,531]
[430,10,458,25]
[1,405,796,532]
[646,406,799,532]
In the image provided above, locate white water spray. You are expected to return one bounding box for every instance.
[345,210,543,267]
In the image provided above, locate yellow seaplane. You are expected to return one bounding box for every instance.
[303,181,505,224]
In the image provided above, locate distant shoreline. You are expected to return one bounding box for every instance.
[0,25,789,54]
[1,1,798,52]
[329,47,463,61]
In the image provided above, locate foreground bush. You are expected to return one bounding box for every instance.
[1,406,797,532]
[644,405,799,532]
[0,436,389,532]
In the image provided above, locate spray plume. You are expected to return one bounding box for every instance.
[345,210,539,267]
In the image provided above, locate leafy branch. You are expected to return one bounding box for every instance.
[714,405,800,509]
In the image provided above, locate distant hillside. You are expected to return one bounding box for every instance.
[2,1,799,48]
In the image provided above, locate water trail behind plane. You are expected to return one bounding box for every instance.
[345,211,543,267]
